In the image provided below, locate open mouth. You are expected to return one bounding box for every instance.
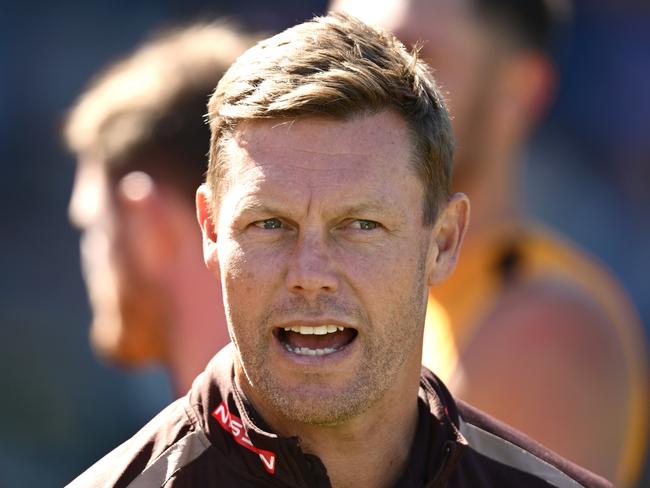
[274,325,358,357]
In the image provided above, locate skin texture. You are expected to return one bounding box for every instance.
[69,159,229,395]
[197,111,469,488]
[332,0,636,483]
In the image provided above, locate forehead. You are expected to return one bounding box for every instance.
[218,111,420,212]
[229,111,414,179]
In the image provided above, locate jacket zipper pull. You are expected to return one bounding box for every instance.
[427,440,464,487]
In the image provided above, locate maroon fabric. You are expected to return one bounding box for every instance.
[67,344,612,487]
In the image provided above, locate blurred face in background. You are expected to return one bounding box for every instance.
[332,0,516,181]
[69,159,167,365]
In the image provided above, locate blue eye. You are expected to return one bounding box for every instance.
[354,220,378,230]
[255,218,283,229]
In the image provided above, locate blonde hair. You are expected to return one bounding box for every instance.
[207,13,453,223]
[65,21,254,201]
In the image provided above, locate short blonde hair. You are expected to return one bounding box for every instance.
[207,13,453,224]
[65,21,254,201]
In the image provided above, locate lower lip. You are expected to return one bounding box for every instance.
[272,331,358,366]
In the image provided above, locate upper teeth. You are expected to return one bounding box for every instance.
[283,325,344,335]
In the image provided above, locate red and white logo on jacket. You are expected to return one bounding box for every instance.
[212,401,277,474]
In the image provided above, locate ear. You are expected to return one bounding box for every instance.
[518,52,556,125]
[497,51,556,136]
[427,193,470,286]
[196,184,219,270]
[115,171,175,278]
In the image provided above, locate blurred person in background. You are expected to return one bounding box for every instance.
[332,0,649,485]
[65,21,254,396]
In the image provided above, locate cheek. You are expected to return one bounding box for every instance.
[337,241,424,302]
[80,226,120,288]
[218,239,285,305]
[219,244,252,300]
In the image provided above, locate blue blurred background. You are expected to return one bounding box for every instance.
[0,1,648,486]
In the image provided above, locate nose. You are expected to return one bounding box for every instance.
[68,163,104,229]
[285,231,339,299]
[68,177,88,229]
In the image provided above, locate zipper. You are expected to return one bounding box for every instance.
[427,440,464,487]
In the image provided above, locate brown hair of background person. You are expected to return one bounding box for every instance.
[69,12,610,487]
[331,0,649,485]
[65,22,255,395]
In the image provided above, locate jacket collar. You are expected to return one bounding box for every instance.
[188,345,467,486]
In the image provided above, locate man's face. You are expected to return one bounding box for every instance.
[208,111,437,425]
[69,160,165,364]
[333,0,503,177]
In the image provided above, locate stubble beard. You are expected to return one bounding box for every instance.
[232,262,428,427]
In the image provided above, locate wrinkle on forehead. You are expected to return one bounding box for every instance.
[223,144,373,189]
[217,112,422,227]
[225,162,403,217]
[229,111,411,168]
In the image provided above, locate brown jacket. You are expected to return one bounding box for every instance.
[68,345,611,487]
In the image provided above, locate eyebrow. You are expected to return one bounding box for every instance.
[332,200,398,218]
[233,195,402,223]
[233,197,278,215]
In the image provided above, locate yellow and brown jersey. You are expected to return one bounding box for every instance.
[423,221,649,487]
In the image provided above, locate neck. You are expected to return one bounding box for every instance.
[297,400,419,488]
[164,216,230,397]
[240,356,422,488]
[167,267,228,396]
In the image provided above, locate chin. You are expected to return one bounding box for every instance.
[255,374,382,427]
[89,316,157,367]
